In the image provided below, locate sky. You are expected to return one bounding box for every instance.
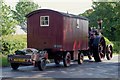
[5,0,93,15]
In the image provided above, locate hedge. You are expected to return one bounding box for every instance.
[112,41,120,54]
[0,35,27,55]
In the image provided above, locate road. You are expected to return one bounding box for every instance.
[1,55,120,79]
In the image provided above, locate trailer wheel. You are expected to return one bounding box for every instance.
[63,52,71,67]
[106,45,113,60]
[93,37,106,62]
[78,52,84,64]
[11,63,19,70]
[37,59,46,71]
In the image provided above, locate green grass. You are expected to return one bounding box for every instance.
[112,41,120,54]
[0,54,10,67]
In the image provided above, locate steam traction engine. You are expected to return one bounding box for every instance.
[88,19,113,62]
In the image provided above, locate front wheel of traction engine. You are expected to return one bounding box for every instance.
[37,59,46,71]
[11,63,20,70]
[63,52,71,67]
[78,52,84,64]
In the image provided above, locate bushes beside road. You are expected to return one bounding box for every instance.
[112,41,120,54]
[1,35,27,55]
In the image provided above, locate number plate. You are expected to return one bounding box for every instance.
[14,58,25,62]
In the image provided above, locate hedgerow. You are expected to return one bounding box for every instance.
[0,35,27,55]
[112,41,120,54]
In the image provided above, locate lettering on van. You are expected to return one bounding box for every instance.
[54,45,62,48]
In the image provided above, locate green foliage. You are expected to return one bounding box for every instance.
[12,0,39,27]
[112,41,120,54]
[104,36,114,47]
[1,35,27,55]
[81,2,120,41]
[0,54,10,67]
[0,2,18,36]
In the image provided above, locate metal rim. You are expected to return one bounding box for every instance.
[66,52,71,66]
[63,52,71,67]
[98,38,106,59]
[98,44,104,59]
[40,59,46,70]
[106,45,113,60]
[38,59,46,71]
[78,53,84,64]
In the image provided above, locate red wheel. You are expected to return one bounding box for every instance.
[106,45,113,60]
[63,52,71,67]
[78,52,84,64]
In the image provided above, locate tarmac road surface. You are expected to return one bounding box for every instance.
[1,55,120,79]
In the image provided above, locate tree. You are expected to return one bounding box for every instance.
[12,0,39,31]
[113,2,120,41]
[81,2,120,41]
[0,2,18,36]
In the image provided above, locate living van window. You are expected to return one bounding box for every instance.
[40,16,49,27]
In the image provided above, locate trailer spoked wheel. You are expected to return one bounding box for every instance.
[93,37,106,62]
[37,59,46,71]
[106,45,113,60]
[11,63,19,70]
[78,52,84,64]
[63,52,71,67]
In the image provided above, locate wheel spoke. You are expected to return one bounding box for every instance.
[78,52,84,64]
[63,52,71,67]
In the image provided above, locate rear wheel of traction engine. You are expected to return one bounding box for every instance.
[93,37,106,62]
[106,45,113,60]
[11,63,20,70]
[78,51,84,64]
[63,52,71,67]
[37,59,46,71]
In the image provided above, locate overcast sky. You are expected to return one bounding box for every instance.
[5,0,93,15]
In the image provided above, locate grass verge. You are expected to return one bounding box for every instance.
[0,54,10,67]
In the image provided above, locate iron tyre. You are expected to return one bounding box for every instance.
[63,52,71,67]
[106,45,113,60]
[37,59,46,71]
[78,52,84,64]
